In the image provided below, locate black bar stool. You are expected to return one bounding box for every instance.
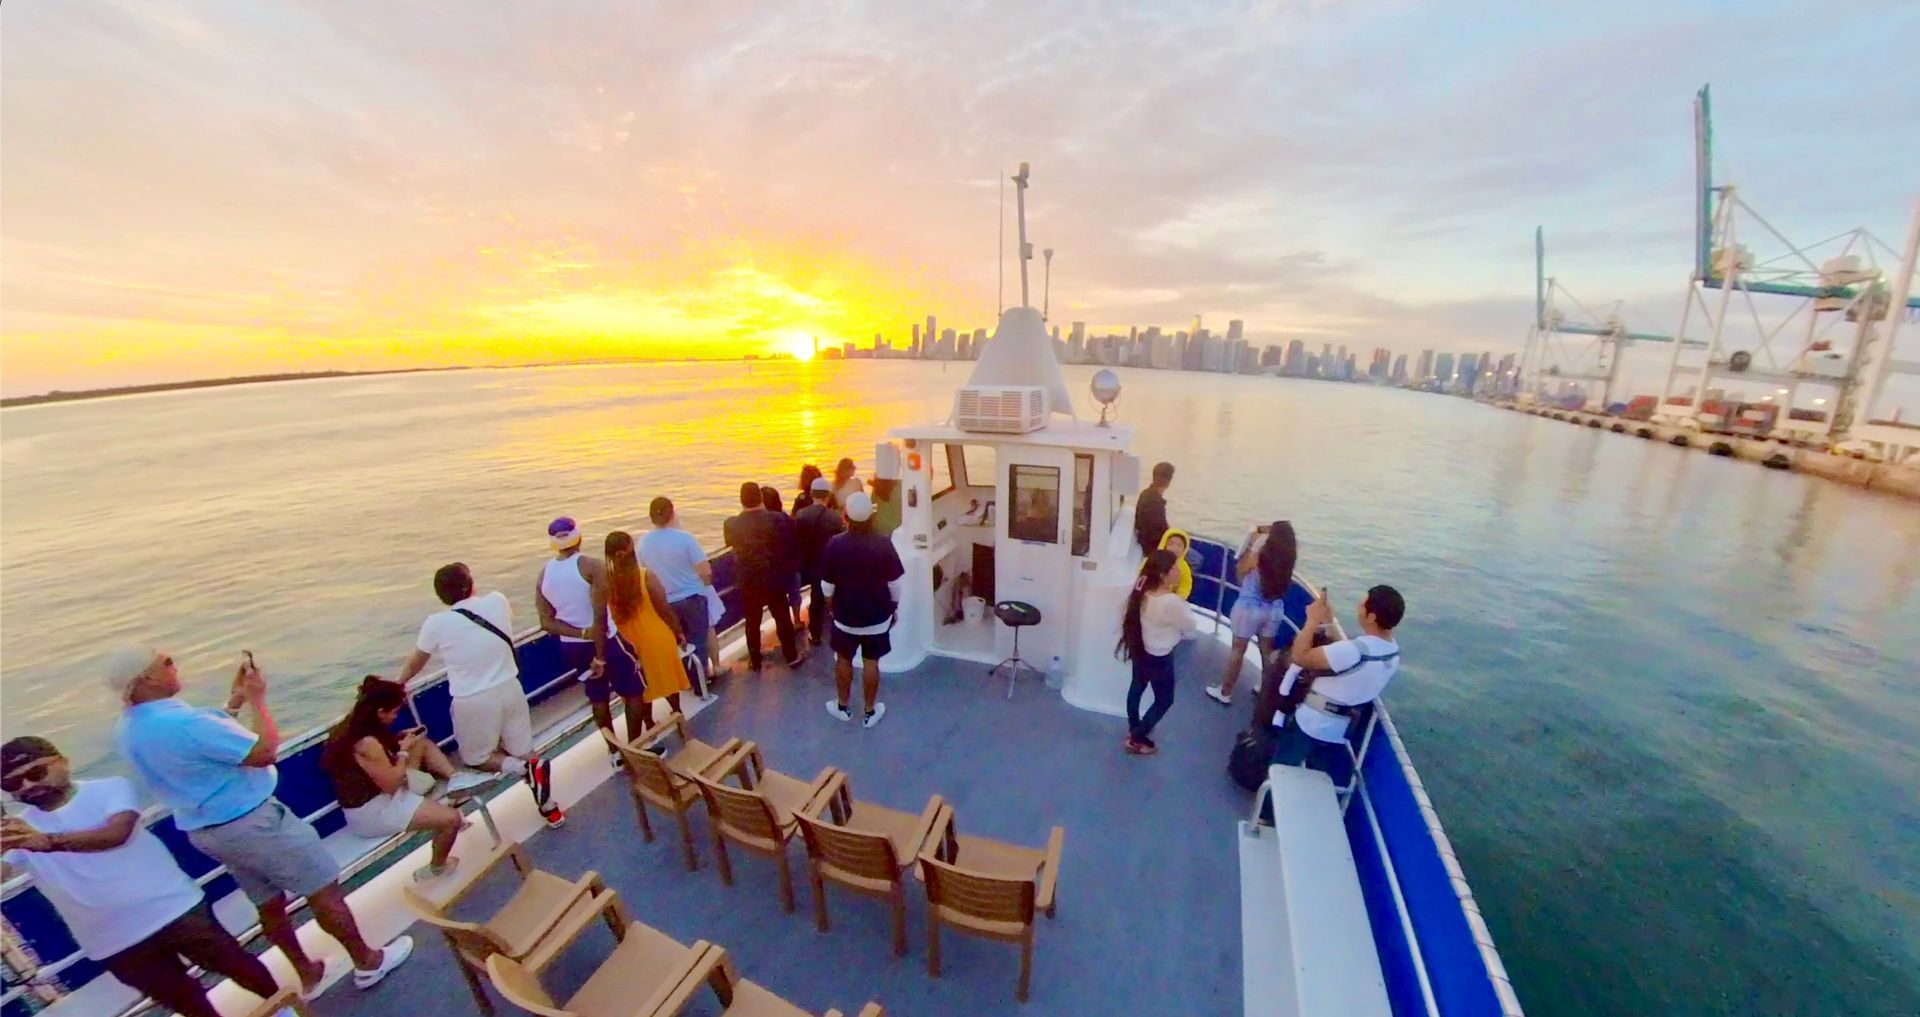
[988,600,1042,698]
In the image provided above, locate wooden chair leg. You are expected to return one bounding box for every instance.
[675,808,700,871]
[456,955,493,1015]
[774,847,796,913]
[889,886,907,958]
[712,832,734,886]
[927,917,942,978]
[811,867,831,933]
[630,788,655,842]
[1017,929,1034,1002]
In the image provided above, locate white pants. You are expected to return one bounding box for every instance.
[451,680,533,767]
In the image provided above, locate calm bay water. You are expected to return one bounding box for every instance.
[2,360,1916,1015]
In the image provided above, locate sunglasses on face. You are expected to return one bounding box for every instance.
[1,761,53,793]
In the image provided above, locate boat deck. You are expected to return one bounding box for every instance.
[314,635,1255,1017]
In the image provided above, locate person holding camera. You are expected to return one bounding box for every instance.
[1266,585,1405,785]
[321,676,468,882]
[110,647,413,993]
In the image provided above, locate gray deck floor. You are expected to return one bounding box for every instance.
[316,635,1255,1017]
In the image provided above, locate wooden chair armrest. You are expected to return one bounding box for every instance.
[798,767,841,817]
[1035,825,1065,914]
[919,804,957,864]
[485,954,576,1017]
[440,838,533,908]
[692,737,747,780]
[632,712,682,751]
[733,742,765,788]
[631,942,724,1017]
[803,771,850,821]
[904,794,947,863]
[518,880,617,972]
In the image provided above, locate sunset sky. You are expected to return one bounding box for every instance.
[3,0,1916,396]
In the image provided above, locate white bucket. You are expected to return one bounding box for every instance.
[962,596,986,623]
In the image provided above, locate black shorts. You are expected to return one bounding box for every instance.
[829,626,891,662]
[563,639,643,702]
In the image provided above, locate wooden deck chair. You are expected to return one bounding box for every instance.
[484,921,713,1017]
[649,944,885,1017]
[690,746,838,913]
[401,838,624,1014]
[236,985,311,1017]
[794,772,946,956]
[614,711,750,870]
[917,808,1065,1003]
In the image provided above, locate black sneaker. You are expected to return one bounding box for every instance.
[525,755,553,808]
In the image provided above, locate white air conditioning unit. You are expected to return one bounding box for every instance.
[954,385,1049,434]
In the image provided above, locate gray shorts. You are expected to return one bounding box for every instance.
[186,798,339,904]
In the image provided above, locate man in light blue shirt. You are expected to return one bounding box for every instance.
[109,646,412,994]
[639,496,719,696]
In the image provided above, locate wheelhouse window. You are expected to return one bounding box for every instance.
[1008,464,1061,544]
[955,444,998,489]
[1072,454,1093,556]
[930,442,955,499]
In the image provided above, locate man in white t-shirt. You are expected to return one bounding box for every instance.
[0,737,284,1017]
[396,562,562,828]
[1269,585,1405,787]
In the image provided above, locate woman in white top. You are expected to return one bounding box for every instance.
[1116,549,1196,755]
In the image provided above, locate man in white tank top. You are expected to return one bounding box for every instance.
[534,518,639,766]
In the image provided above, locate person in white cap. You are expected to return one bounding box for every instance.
[818,492,903,727]
[107,647,413,995]
[536,517,632,769]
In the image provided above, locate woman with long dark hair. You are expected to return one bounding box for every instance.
[321,676,466,880]
[793,464,825,514]
[604,531,692,732]
[1117,549,1196,755]
[1208,521,1297,705]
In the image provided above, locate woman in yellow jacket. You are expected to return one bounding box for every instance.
[603,531,693,732]
[1157,527,1194,599]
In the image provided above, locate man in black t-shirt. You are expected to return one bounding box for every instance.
[724,481,803,671]
[1134,461,1174,557]
[819,492,904,728]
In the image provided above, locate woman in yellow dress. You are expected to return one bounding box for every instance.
[603,531,693,730]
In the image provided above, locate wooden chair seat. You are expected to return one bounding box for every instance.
[693,745,838,914]
[649,944,883,1017]
[484,910,712,1017]
[918,808,1066,1003]
[403,839,624,1014]
[616,712,751,870]
[794,773,946,955]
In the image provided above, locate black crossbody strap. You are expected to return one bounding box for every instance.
[453,606,522,667]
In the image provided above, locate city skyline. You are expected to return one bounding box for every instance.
[4,1,1916,397]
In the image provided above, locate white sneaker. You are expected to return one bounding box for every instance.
[1204,684,1233,706]
[353,935,414,990]
[825,700,851,722]
[863,702,887,728]
[445,770,494,793]
[412,856,459,882]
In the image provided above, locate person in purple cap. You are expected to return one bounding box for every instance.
[534,517,635,767]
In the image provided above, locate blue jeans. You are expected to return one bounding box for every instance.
[1268,717,1353,789]
[1125,651,1176,742]
[666,595,710,695]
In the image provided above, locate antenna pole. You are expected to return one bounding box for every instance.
[1043,248,1054,321]
[998,173,1006,314]
[1013,163,1032,308]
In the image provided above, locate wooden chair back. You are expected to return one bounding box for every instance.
[614,738,683,805]
[795,812,901,888]
[401,885,508,961]
[921,854,1037,936]
[696,775,783,849]
[483,954,570,1017]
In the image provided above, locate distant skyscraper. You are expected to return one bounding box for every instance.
[1285,339,1306,375]
[939,327,957,359]
[1457,353,1479,391]
[1227,319,1244,342]
[925,316,938,358]
[1434,352,1455,386]
[1415,349,1435,383]
[1391,353,1407,384]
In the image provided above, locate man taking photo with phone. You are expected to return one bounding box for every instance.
[1266,585,1405,787]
